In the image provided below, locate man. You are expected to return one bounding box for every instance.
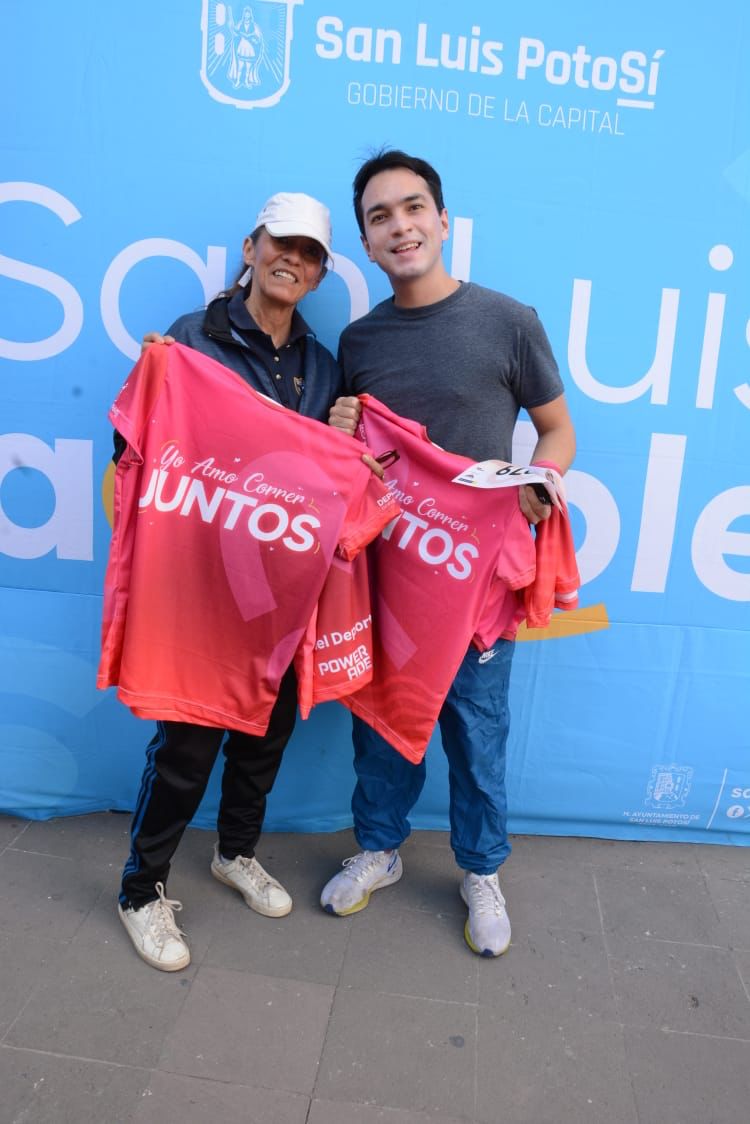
[323,149,576,957]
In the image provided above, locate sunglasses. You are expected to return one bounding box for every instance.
[374,449,400,470]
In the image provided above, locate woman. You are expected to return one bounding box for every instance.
[117,192,347,972]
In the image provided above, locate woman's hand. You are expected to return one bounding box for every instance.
[141,332,175,355]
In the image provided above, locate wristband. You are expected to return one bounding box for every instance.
[532,459,562,476]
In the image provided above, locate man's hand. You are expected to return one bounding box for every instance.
[328,398,381,476]
[519,483,552,525]
[141,332,175,355]
[328,395,361,436]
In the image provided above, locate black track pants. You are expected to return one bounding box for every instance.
[119,666,297,909]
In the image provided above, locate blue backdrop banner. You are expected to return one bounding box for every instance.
[1,0,748,843]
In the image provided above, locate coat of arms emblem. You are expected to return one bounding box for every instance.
[645,765,694,810]
[201,0,303,109]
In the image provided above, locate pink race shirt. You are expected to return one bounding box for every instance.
[294,551,375,717]
[472,495,580,649]
[343,395,537,763]
[98,344,398,734]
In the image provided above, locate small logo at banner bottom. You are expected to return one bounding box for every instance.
[201,0,303,110]
[645,765,693,810]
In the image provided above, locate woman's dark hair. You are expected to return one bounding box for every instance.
[352,149,445,235]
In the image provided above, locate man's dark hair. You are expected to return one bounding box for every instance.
[352,149,445,235]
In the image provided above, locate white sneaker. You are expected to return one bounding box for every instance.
[211,843,292,917]
[118,882,190,972]
[320,850,403,916]
[460,871,511,957]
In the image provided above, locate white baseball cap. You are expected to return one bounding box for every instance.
[254,192,333,263]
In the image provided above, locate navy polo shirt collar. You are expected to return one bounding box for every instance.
[227,290,311,345]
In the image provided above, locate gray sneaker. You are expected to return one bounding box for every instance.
[118,882,190,972]
[460,871,511,957]
[211,843,292,917]
[320,850,403,916]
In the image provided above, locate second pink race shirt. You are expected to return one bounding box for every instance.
[343,395,538,763]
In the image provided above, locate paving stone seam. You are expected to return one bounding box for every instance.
[698,870,750,884]
[523,923,607,938]
[733,958,750,1006]
[0,821,30,855]
[548,858,704,873]
[2,1043,326,1100]
[591,870,643,1123]
[291,981,337,1107]
[0,928,72,948]
[154,1061,317,1096]
[647,1026,750,1044]
[698,862,727,929]
[0,1042,152,1072]
[470,994,480,1124]
[332,987,479,1008]
[186,962,338,996]
[309,1097,473,1124]
[617,935,731,951]
[7,847,77,862]
[0,968,54,1049]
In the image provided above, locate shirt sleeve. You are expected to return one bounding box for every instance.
[336,334,355,394]
[523,501,581,628]
[494,504,537,590]
[108,344,170,461]
[336,475,401,560]
[517,308,565,411]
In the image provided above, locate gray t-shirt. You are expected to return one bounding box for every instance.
[338,281,563,462]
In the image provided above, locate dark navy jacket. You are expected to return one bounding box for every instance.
[167,294,343,423]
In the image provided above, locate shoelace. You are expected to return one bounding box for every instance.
[341,851,388,883]
[233,855,274,890]
[468,875,506,916]
[149,881,186,942]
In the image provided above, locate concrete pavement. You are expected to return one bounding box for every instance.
[1,812,749,1123]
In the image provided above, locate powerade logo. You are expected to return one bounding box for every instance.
[201,0,303,109]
